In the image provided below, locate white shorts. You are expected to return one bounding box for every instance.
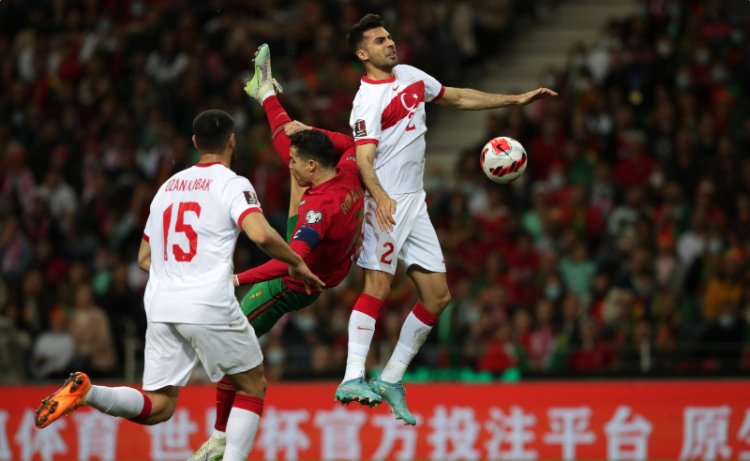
[356,191,446,275]
[142,319,263,391]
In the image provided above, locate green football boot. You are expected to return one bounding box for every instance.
[186,435,225,461]
[335,377,382,407]
[369,375,417,425]
[243,43,283,102]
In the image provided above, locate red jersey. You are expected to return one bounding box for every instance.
[283,144,364,292]
[237,129,364,293]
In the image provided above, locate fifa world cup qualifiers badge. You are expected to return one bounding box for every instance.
[354,119,367,137]
[306,210,322,224]
[243,191,258,205]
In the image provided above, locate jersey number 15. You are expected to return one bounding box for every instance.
[162,201,201,262]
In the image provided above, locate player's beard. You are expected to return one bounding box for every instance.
[368,49,397,74]
[373,61,396,75]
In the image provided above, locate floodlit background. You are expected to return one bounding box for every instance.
[1,0,749,460]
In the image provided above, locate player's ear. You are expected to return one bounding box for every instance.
[191,135,198,150]
[356,48,368,62]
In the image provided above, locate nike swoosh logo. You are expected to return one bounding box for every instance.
[392,85,399,91]
[357,326,373,331]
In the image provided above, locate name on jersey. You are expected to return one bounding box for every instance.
[340,186,364,214]
[165,178,213,192]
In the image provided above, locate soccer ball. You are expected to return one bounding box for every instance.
[480,136,528,184]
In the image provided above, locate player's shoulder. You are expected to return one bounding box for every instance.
[209,166,248,186]
[395,64,435,82]
[394,64,422,76]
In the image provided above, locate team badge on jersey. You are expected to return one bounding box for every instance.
[354,119,367,137]
[305,210,322,224]
[243,191,258,205]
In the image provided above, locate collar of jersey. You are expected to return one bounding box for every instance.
[362,74,396,84]
[194,161,223,168]
[304,168,343,196]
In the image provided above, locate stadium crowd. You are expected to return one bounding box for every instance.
[1,0,748,384]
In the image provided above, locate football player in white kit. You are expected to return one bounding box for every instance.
[35,110,323,461]
[335,14,557,424]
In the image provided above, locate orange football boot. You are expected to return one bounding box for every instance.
[35,372,91,429]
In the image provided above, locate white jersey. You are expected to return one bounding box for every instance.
[143,162,261,324]
[350,64,445,195]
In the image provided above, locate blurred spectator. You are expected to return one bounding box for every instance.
[1,0,749,382]
[29,306,75,380]
[68,284,117,377]
[0,216,33,283]
[568,318,614,372]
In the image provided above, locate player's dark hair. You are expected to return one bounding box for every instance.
[290,130,338,169]
[193,109,234,152]
[347,13,385,54]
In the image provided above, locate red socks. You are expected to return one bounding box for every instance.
[262,96,293,163]
[353,293,384,319]
[215,377,236,431]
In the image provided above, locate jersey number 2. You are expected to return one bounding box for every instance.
[162,202,201,262]
[380,242,395,265]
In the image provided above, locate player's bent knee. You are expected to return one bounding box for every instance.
[426,292,451,314]
[228,365,267,398]
[135,398,177,425]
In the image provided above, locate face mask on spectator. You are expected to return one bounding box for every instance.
[712,65,729,83]
[708,238,723,254]
[676,71,691,89]
[294,314,317,332]
[266,347,285,366]
[649,171,664,189]
[656,40,673,58]
[694,48,711,65]
[544,284,562,300]
[718,313,735,328]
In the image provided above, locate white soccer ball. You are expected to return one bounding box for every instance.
[480,136,528,184]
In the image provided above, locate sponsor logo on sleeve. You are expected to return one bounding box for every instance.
[354,119,367,137]
[243,191,258,205]
[305,210,323,224]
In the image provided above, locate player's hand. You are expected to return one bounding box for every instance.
[375,195,397,232]
[517,87,558,105]
[288,261,325,294]
[284,120,312,136]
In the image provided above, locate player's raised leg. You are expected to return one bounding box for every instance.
[243,43,306,220]
[335,269,391,406]
[35,371,166,429]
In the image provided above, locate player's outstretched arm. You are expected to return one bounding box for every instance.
[234,239,315,286]
[437,86,558,110]
[241,211,324,292]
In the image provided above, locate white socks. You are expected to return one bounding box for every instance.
[260,88,275,103]
[84,385,146,418]
[381,311,433,383]
[223,407,261,461]
[343,310,377,381]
